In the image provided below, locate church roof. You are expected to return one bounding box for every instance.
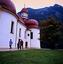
[21,8,28,13]
[0,0,16,13]
[17,15,25,24]
[24,19,39,28]
[18,8,39,28]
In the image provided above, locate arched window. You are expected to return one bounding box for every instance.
[31,32,33,39]
[19,28,21,37]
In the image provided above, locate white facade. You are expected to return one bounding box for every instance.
[25,28,40,49]
[16,22,26,48]
[25,30,31,48]
[0,7,40,49]
[30,28,40,49]
[0,10,17,48]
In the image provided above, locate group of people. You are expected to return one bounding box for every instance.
[9,39,27,50]
[17,39,23,50]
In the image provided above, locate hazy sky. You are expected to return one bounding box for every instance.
[11,0,63,12]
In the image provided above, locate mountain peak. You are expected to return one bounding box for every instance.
[54,4,62,7]
[28,4,63,22]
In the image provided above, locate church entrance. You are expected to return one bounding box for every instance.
[25,41,28,48]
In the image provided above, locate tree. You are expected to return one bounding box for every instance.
[39,16,63,49]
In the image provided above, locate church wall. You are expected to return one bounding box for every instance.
[16,22,26,48]
[0,10,17,48]
[30,28,40,49]
[26,30,31,48]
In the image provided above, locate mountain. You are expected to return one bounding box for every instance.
[28,4,63,22]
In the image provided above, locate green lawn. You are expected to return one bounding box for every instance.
[0,49,63,64]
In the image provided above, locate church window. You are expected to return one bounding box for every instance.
[28,34,29,36]
[10,21,14,34]
[19,28,21,37]
[31,32,33,39]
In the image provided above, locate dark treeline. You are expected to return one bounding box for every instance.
[39,16,63,49]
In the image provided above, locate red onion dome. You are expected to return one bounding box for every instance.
[21,8,28,13]
[24,19,39,28]
[0,0,16,13]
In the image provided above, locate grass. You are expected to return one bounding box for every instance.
[0,49,63,64]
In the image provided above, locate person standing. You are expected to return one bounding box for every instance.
[9,39,13,49]
[20,39,23,50]
[17,39,20,50]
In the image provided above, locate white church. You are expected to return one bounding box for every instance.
[0,0,40,49]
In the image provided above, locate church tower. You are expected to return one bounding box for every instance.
[20,5,28,19]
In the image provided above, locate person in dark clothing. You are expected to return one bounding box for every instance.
[17,39,23,50]
[17,39,20,50]
[20,39,23,49]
